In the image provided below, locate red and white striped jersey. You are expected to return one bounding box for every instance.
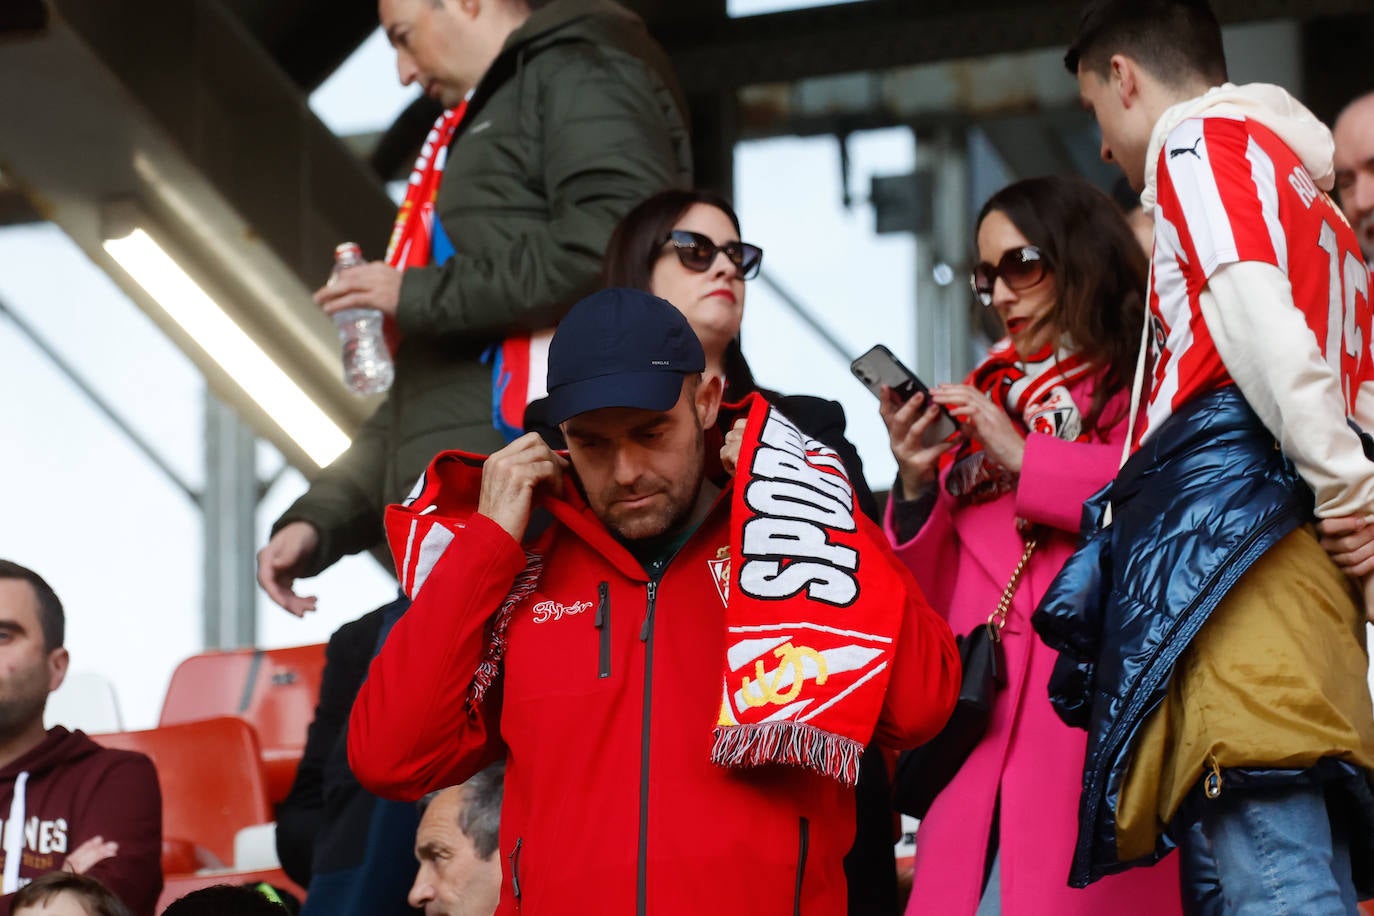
[1139,115,1373,446]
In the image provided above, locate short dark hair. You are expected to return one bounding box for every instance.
[419,762,506,861]
[1065,0,1227,88]
[0,560,65,651]
[161,884,290,916]
[12,872,131,916]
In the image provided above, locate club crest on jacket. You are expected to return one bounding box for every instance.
[708,546,730,607]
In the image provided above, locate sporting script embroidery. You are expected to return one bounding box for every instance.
[531,599,593,624]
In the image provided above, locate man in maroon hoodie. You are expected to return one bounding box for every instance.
[0,562,161,915]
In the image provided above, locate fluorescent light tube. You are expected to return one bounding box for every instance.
[103,228,350,467]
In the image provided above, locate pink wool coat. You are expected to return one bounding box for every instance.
[886,380,1181,916]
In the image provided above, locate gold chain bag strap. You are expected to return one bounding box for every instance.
[987,533,1039,642]
[892,527,1039,819]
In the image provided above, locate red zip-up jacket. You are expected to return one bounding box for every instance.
[349,451,958,916]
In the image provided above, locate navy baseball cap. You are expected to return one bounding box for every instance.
[544,287,706,426]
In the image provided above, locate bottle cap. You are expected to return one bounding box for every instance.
[334,242,363,264]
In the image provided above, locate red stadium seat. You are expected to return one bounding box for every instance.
[93,717,272,869]
[159,644,327,803]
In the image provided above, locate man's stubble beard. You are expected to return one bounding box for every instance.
[0,670,48,744]
[601,427,706,543]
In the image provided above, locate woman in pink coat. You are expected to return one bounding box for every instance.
[881,176,1181,915]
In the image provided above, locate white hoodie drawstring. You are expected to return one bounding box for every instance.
[2,771,29,893]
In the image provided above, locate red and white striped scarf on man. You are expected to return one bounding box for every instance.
[384,396,908,786]
[385,102,467,270]
[711,398,907,785]
[381,102,550,437]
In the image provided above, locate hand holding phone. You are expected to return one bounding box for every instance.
[850,345,958,445]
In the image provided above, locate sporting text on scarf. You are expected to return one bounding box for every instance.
[739,411,859,606]
[715,401,904,785]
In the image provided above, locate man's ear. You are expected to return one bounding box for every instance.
[695,374,724,429]
[47,647,68,695]
[1111,54,1138,108]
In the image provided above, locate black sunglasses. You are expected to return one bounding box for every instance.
[661,229,764,280]
[969,245,1047,307]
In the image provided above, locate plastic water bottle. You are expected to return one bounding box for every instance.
[330,242,394,395]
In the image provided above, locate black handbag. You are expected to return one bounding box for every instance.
[891,534,1038,819]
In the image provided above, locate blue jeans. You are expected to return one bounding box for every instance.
[1182,781,1357,915]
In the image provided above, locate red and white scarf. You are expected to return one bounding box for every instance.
[712,397,906,786]
[944,340,1095,503]
[385,103,467,270]
[360,103,468,357]
[382,102,550,436]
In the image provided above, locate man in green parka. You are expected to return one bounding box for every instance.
[257,0,692,613]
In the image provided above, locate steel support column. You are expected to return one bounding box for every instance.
[913,126,972,387]
[203,392,258,650]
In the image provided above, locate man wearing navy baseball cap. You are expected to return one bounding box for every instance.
[348,287,959,915]
[536,287,722,547]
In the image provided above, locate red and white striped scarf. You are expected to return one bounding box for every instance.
[712,397,906,786]
[385,102,467,270]
[380,102,550,436]
[943,340,1095,503]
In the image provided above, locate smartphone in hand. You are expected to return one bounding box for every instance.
[850,344,959,445]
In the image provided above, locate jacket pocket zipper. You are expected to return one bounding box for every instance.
[794,816,809,916]
[509,836,524,910]
[594,581,611,679]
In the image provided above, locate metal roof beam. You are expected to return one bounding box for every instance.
[660,0,1373,93]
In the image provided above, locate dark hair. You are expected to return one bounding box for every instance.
[975,175,1147,433]
[1065,0,1227,88]
[161,884,290,916]
[602,189,741,291]
[417,761,505,862]
[12,872,131,916]
[602,189,759,398]
[0,560,65,651]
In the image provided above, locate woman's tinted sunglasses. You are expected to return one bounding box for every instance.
[970,245,1047,306]
[661,230,764,280]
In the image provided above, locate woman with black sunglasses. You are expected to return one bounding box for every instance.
[598,189,878,518]
[598,188,898,914]
[879,176,1182,916]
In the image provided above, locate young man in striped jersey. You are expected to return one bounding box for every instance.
[1033,1,1374,911]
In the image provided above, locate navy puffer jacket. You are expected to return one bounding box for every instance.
[1031,387,1312,886]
